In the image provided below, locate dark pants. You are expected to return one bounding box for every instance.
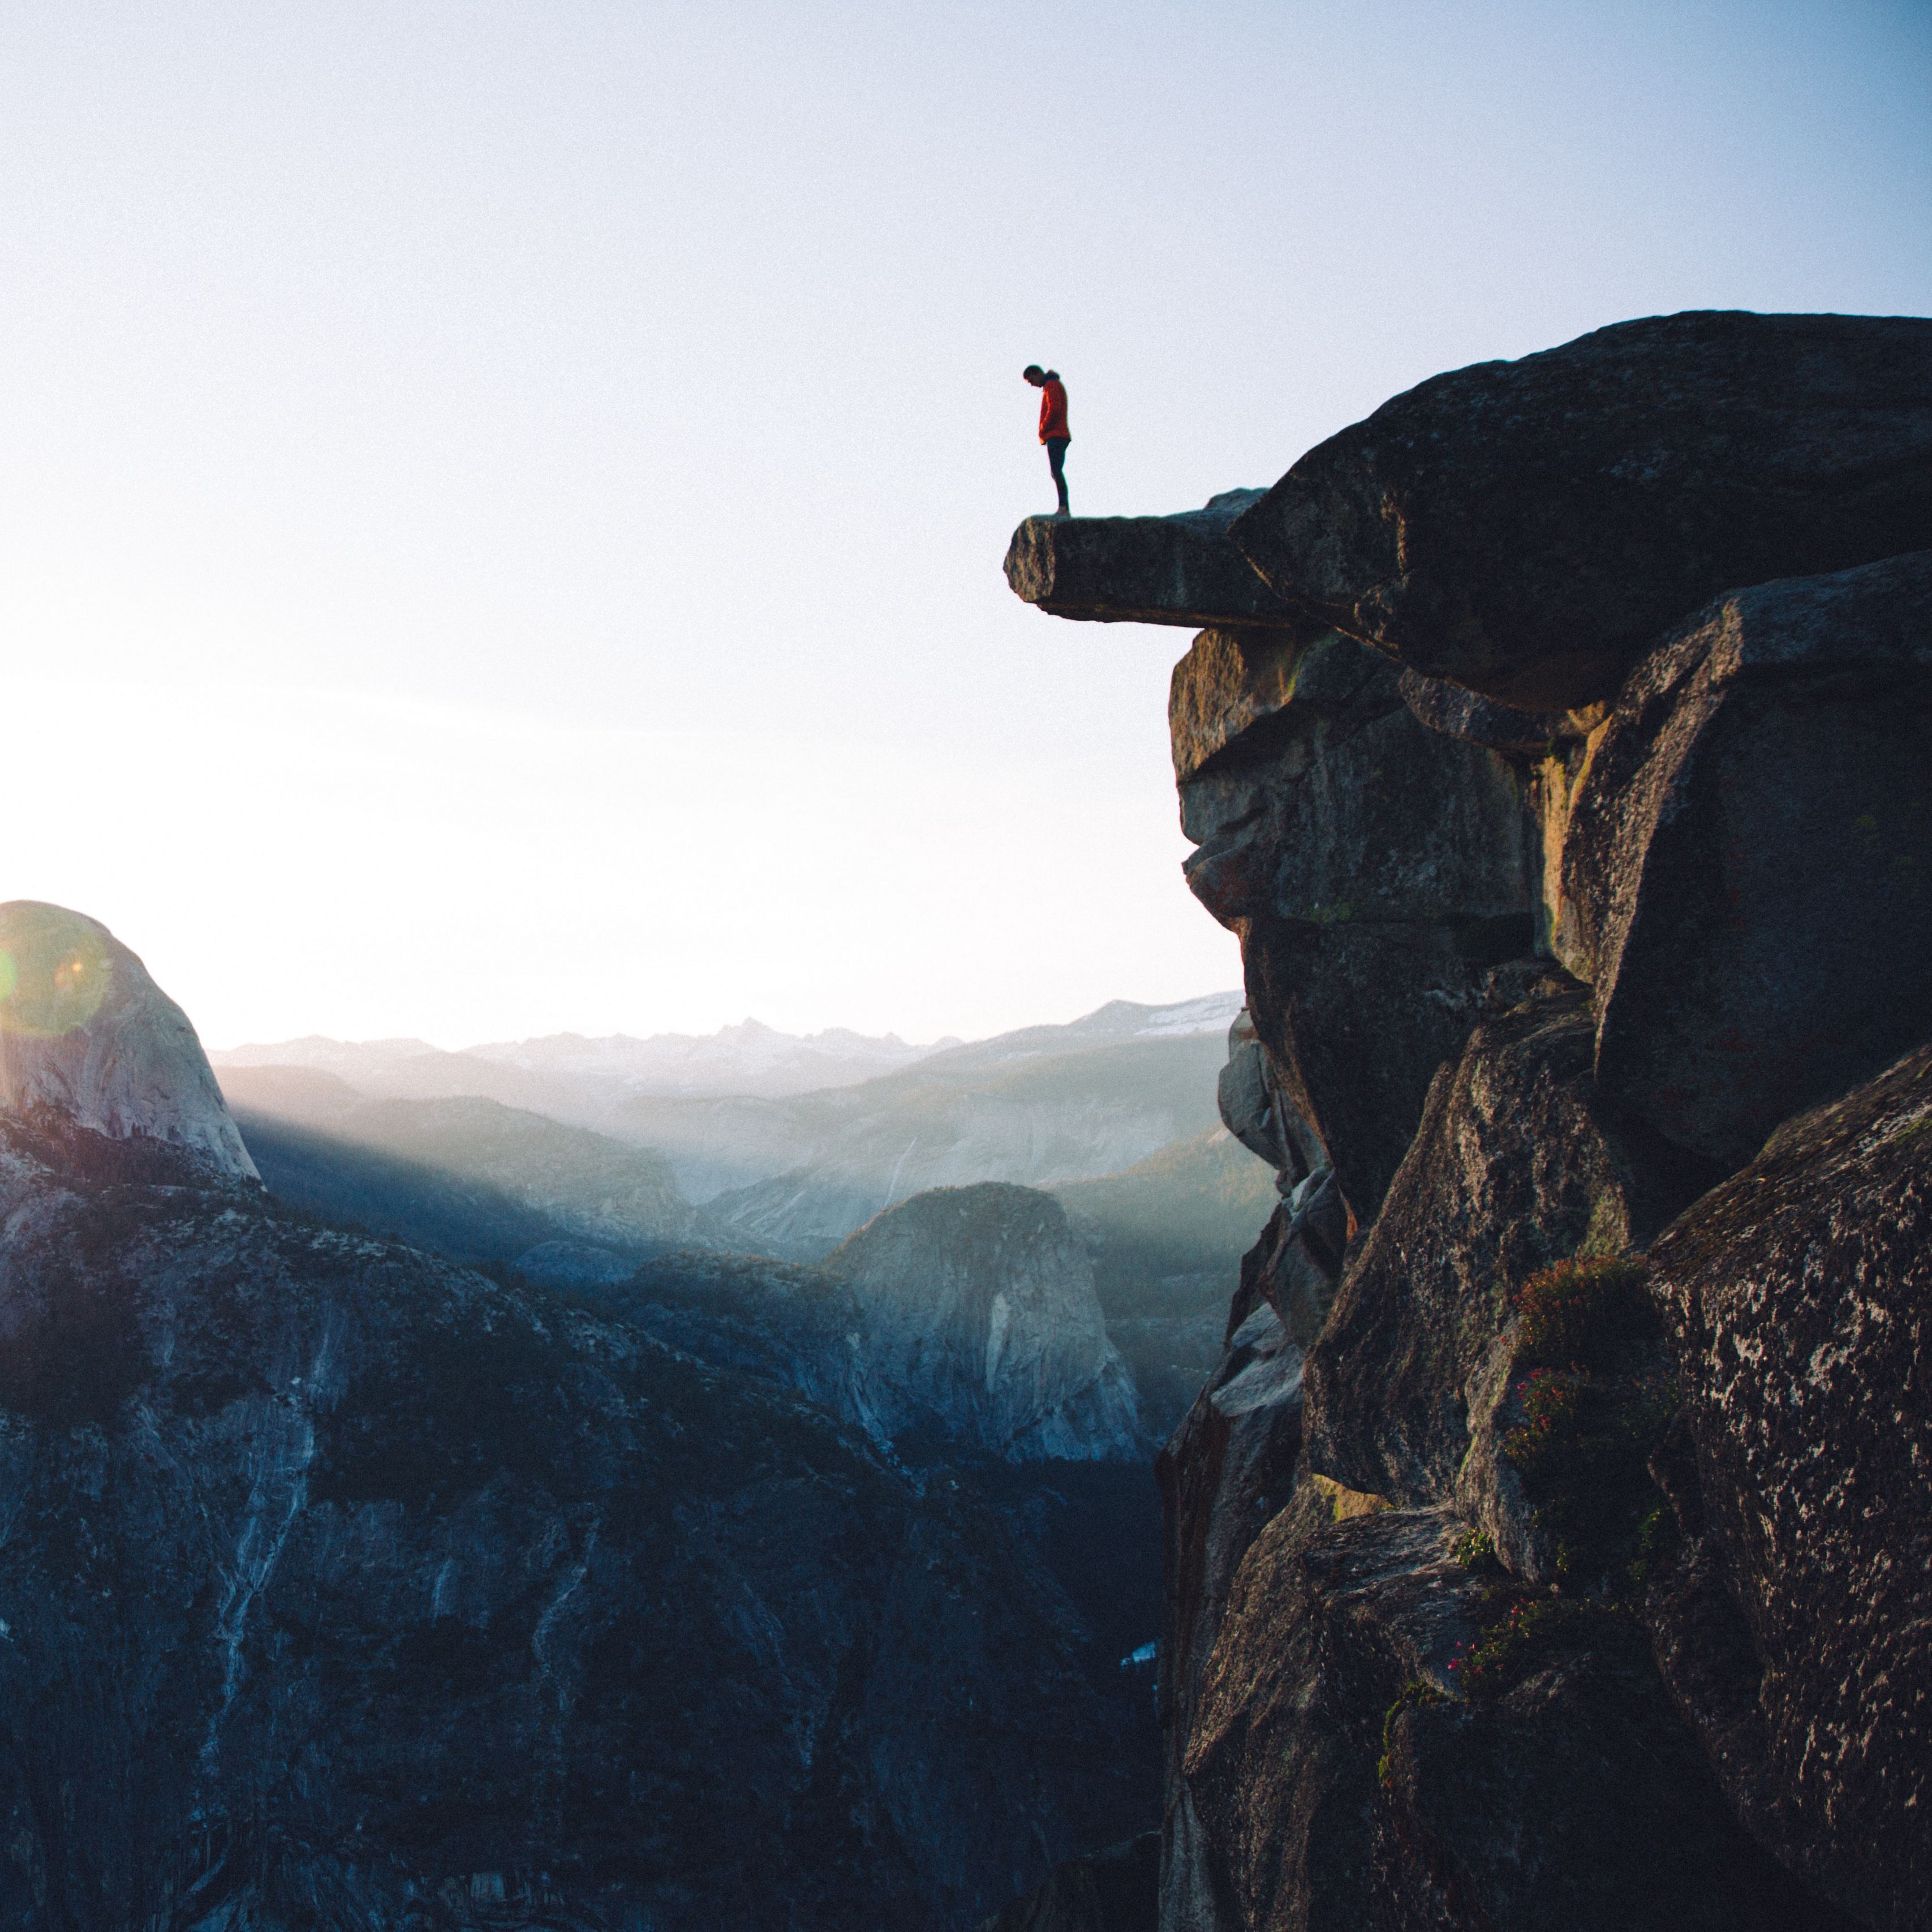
[1044,437,1070,512]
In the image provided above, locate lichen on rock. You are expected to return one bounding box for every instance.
[1646,1044,1932,1932]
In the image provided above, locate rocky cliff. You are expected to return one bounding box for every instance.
[1006,309,1931,1932]
[0,909,1147,1930]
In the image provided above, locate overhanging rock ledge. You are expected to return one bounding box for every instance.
[1003,488,1305,630]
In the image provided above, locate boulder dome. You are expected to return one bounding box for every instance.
[828,1182,1143,1461]
[0,901,257,1179]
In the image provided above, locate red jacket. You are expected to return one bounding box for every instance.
[1037,377,1069,443]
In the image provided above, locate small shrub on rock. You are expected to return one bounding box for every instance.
[1496,1253,1678,1593]
[1514,1255,1654,1369]
[1501,1368,1591,1485]
[1449,1593,1617,1699]
[1627,1501,1679,1594]
[1377,1679,1449,1785]
[1451,1526,1504,1577]
[1501,1365,1676,1586]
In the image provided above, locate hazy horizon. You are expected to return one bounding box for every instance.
[204,982,1245,1057]
[4,1,1926,1047]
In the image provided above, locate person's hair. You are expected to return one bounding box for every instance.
[1022,364,1044,380]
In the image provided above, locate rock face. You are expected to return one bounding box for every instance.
[1005,309,1932,1931]
[0,900,256,1178]
[1172,623,1538,1220]
[1005,491,1293,629]
[827,1182,1143,1461]
[1227,311,1932,708]
[1646,1045,1932,1932]
[1550,550,1932,1166]
[1182,1500,1837,1932]
[1301,981,1693,1528]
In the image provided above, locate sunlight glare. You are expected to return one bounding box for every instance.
[0,906,113,1038]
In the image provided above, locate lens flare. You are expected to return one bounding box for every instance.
[0,908,113,1038]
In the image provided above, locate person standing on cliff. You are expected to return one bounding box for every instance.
[1023,364,1071,517]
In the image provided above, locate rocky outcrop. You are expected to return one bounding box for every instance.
[1005,491,1293,629]
[1182,1498,1841,1932]
[1212,1014,1352,1349]
[1549,550,1932,1165]
[1181,1501,1471,1930]
[1645,1044,1932,1932]
[0,900,256,1178]
[1215,1008,1323,1182]
[1227,311,1932,708]
[1397,669,1580,752]
[827,1182,1143,1461]
[1006,308,1932,1931]
[1301,981,1696,1542]
[1169,542,1932,1219]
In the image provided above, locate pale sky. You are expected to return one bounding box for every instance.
[2,1,1927,1048]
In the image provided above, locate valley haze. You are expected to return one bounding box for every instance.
[214,990,1271,1439]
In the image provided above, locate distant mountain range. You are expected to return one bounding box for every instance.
[216,992,1266,1436]
[216,993,1248,1250]
[210,995,1238,1111]
[465,1017,961,1096]
[210,1015,959,1112]
[636,1021,1242,1253]
[222,1071,704,1265]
